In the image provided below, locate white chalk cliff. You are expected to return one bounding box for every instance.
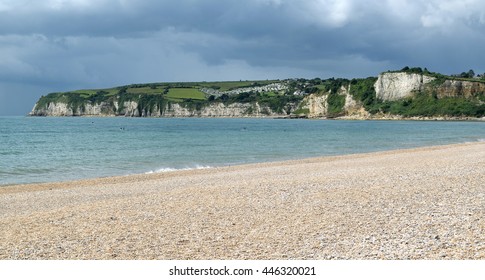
[375,72,435,101]
[30,101,292,118]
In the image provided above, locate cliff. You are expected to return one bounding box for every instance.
[375,72,485,101]
[30,101,293,118]
[375,72,436,101]
[434,80,485,99]
[298,85,366,118]
[30,70,485,119]
[300,94,328,117]
[370,71,485,118]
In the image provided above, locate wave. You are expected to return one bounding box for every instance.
[145,165,212,174]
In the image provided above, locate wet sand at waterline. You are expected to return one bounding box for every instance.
[1,142,484,259]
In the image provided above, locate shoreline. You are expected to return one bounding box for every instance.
[22,114,485,121]
[0,141,479,193]
[2,139,484,190]
[1,141,485,259]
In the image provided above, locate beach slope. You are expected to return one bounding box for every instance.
[1,142,484,259]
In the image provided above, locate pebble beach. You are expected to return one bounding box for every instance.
[1,142,484,259]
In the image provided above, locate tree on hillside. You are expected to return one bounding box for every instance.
[400,66,423,74]
[468,69,475,78]
[460,69,475,78]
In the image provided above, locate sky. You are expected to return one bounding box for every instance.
[1,0,485,115]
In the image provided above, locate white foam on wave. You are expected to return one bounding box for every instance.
[478,138,485,142]
[145,165,212,174]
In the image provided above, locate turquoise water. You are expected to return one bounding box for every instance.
[1,116,485,186]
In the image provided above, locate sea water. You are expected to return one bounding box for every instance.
[1,116,485,186]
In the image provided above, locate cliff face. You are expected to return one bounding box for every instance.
[31,90,366,119]
[30,101,291,118]
[302,94,328,117]
[375,72,485,101]
[31,101,116,116]
[435,80,485,98]
[342,86,369,118]
[37,102,74,116]
[300,85,368,118]
[375,73,436,101]
[165,103,292,117]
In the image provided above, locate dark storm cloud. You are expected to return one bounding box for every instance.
[1,0,485,115]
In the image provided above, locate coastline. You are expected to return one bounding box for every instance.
[26,113,485,121]
[1,142,485,259]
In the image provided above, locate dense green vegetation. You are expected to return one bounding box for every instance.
[349,77,377,107]
[374,94,485,117]
[326,93,346,117]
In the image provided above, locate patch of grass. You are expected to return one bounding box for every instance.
[71,88,118,96]
[200,81,254,91]
[198,80,279,91]
[166,88,206,100]
[126,87,165,94]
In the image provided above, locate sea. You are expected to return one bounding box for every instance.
[1,116,485,186]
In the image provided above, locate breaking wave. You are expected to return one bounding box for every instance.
[145,165,212,174]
